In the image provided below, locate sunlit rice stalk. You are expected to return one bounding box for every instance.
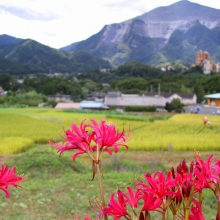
[0,137,33,154]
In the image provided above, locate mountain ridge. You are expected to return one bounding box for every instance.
[62,0,220,67]
[1,0,220,72]
[0,37,112,74]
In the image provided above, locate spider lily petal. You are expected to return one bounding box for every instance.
[189,199,205,220]
[141,191,163,213]
[103,191,130,219]
[119,187,142,209]
[0,164,26,198]
[136,171,176,198]
[91,120,130,152]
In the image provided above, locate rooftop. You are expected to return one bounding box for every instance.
[204,93,220,99]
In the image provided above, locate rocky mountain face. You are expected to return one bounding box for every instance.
[62,0,220,67]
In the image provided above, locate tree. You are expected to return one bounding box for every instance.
[0,73,12,90]
[194,82,205,103]
[165,98,183,113]
[115,78,148,94]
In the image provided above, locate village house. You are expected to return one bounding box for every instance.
[104,91,197,109]
[145,92,197,105]
[55,102,80,109]
[48,93,72,102]
[204,93,220,107]
[87,92,106,102]
[55,100,108,110]
[54,91,197,111]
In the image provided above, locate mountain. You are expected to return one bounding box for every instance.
[0,36,111,74]
[61,0,220,67]
[0,34,23,45]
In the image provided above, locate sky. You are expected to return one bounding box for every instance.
[1,0,220,49]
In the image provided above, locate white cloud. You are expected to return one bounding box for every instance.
[0,5,60,21]
[0,0,220,48]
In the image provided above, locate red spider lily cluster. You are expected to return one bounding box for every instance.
[0,164,26,198]
[101,152,220,219]
[49,119,130,163]
[50,119,220,220]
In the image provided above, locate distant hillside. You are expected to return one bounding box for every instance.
[0,34,23,45]
[0,37,111,74]
[62,0,220,67]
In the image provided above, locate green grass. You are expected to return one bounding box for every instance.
[0,108,220,218]
[0,147,219,219]
[0,146,165,219]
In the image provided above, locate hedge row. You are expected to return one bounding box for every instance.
[124,106,156,112]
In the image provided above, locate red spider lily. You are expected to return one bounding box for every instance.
[103,190,131,219]
[50,119,130,162]
[193,155,220,194]
[136,171,177,198]
[188,199,205,220]
[140,191,163,213]
[49,120,95,160]
[181,177,194,198]
[117,187,142,209]
[91,120,130,153]
[177,159,188,177]
[49,140,96,161]
[0,164,26,198]
[65,119,94,144]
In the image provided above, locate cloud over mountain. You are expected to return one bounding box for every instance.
[0,5,60,21]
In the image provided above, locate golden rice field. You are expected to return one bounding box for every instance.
[1,108,220,154]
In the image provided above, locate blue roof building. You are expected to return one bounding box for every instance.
[80,101,109,110]
[204,93,220,107]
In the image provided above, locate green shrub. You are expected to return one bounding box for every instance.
[124,106,156,112]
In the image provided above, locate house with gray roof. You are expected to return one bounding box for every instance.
[48,93,72,103]
[105,91,197,109]
[87,92,106,102]
[105,92,166,108]
[145,92,197,105]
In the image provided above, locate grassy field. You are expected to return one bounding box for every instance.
[0,108,220,219]
[0,146,219,219]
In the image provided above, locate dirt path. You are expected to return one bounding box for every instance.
[0,155,17,164]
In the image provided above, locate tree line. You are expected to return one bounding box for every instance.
[0,61,219,106]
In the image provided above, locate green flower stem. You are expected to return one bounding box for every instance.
[184,208,189,220]
[97,161,108,220]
